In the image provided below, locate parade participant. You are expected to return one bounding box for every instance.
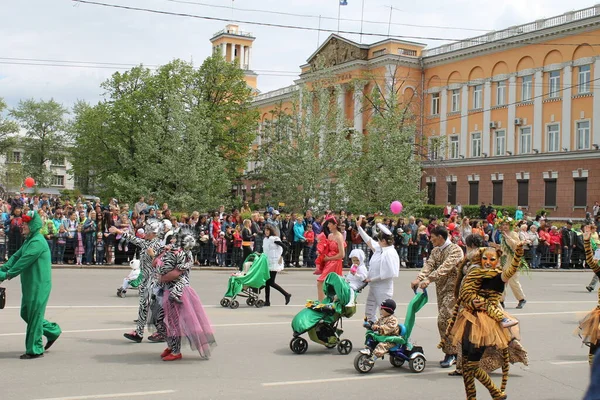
[366,299,399,364]
[494,217,527,309]
[316,216,345,301]
[110,220,163,343]
[356,217,399,324]
[158,230,216,361]
[0,211,61,359]
[345,248,368,291]
[450,243,525,400]
[262,224,291,307]
[411,225,463,368]
[579,226,600,365]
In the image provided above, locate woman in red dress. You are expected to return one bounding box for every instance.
[316,216,345,301]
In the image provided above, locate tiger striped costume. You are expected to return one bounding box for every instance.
[454,244,523,400]
[578,238,600,365]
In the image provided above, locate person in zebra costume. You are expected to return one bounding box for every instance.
[110,219,164,343]
[158,228,216,361]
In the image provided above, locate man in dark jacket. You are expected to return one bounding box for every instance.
[561,220,577,269]
[280,213,295,267]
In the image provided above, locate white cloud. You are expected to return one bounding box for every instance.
[0,0,595,109]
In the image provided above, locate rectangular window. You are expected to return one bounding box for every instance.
[451,89,460,112]
[52,175,65,187]
[549,70,560,98]
[471,132,482,157]
[492,181,503,206]
[469,181,479,205]
[547,124,560,152]
[8,151,21,163]
[578,65,591,94]
[473,85,482,109]
[574,178,587,207]
[496,80,506,106]
[519,127,531,154]
[494,130,506,156]
[431,93,440,115]
[449,135,459,159]
[576,120,591,150]
[427,183,436,205]
[447,182,457,205]
[544,179,557,207]
[517,180,529,207]
[521,75,533,101]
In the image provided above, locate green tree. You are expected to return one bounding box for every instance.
[9,98,69,187]
[252,79,356,212]
[347,70,424,213]
[71,57,251,210]
[0,98,18,154]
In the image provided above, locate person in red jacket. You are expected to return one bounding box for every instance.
[548,225,563,268]
[304,224,315,267]
[486,209,497,225]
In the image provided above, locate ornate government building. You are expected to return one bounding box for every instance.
[221,6,600,217]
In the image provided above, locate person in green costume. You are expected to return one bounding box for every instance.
[0,211,61,359]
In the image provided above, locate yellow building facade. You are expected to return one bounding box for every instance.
[250,6,600,217]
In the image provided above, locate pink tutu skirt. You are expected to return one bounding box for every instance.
[163,286,216,358]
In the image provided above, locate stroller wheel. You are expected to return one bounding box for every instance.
[354,352,374,373]
[220,298,230,307]
[390,356,405,367]
[246,297,256,306]
[409,355,426,373]
[290,337,308,354]
[337,339,353,355]
[255,299,265,308]
[229,300,240,309]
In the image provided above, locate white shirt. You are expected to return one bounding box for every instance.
[263,236,284,272]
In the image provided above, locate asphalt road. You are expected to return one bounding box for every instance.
[0,268,594,400]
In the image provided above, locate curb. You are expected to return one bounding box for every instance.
[49,265,592,272]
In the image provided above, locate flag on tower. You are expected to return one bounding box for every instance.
[340,0,348,5]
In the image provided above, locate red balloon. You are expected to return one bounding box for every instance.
[24,177,35,188]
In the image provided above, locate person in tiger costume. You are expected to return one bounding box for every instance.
[449,242,525,400]
[578,225,600,365]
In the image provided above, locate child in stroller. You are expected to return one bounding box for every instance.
[220,253,270,309]
[354,289,428,374]
[116,258,141,298]
[290,272,357,355]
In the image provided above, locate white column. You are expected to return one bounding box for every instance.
[533,70,543,152]
[594,60,600,145]
[507,75,517,154]
[353,83,364,132]
[483,81,492,155]
[562,65,572,151]
[384,65,394,102]
[440,89,448,137]
[242,46,248,68]
[220,43,226,60]
[337,85,346,130]
[460,85,468,157]
[247,47,252,69]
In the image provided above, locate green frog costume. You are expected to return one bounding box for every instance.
[0,211,61,359]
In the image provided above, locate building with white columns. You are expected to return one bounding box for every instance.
[210,24,257,89]
[249,6,600,217]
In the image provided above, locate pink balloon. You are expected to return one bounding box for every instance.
[390,201,403,214]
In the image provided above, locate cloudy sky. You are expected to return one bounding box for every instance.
[0,0,596,111]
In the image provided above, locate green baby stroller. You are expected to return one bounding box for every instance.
[290,272,356,355]
[220,253,270,309]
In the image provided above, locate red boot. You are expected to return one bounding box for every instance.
[162,353,182,361]
[161,348,172,358]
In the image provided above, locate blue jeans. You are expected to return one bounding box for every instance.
[85,235,95,264]
[562,247,573,267]
[56,243,66,263]
[95,248,105,264]
[530,246,540,268]
[399,246,408,261]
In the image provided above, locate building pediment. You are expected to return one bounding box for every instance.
[306,35,369,72]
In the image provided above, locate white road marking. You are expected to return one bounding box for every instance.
[31,390,176,400]
[551,284,583,286]
[0,311,584,337]
[549,361,589,365]
[262,370,449,387]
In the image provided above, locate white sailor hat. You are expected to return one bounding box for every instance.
[377,223,392,236]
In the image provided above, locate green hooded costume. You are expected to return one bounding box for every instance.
[0,211,61,357]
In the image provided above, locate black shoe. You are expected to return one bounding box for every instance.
[284,294,292,305]
[124,332,143,343]
[20,353,44,360]
[147,333,166,343]
[500,302,505,309]
[587,286,594,293]
[263,301,271,307]
[516,299,526,309]
[45,335,59,351]
[440,354,457,368]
